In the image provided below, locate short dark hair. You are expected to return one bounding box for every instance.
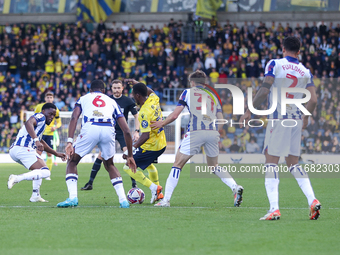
[133,83,147,97]
[283,36,301,53]
[189,70,207,85]
[42,103,56,111]
[112,79,123,86]
[91,79,105,91]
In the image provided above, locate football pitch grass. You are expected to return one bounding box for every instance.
[0,163,339,255]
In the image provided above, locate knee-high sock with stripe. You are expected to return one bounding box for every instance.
[289,164,316,206]
[16,167,51,182]
[146,164,159,185]
[264,164,280,212]
[213,165,237,191]
[32,179,42,197]
[163,167,181,202]
[66,174,78,199]
[123,165,158,193]
[111,177,127,203]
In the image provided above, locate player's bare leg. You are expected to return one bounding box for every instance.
[286,155,321,220]
[36,149,52,180]
[122,146,137,188]
[102,156,129,208]
[8,158,51,202]
[208,156,244,207]
[259,151,281,220]
[57,153,81,208]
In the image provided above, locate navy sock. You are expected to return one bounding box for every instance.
[131,177,137,188]
[89,158,102,185]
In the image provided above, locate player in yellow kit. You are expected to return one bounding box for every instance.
[123,79,166,203]
[34,92,62,178]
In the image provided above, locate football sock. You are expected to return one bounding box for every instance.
[89,158,102,185]
[163,167,181,202]
[123,165,153,188]
[32,179,42,197]
[213,165,237,191]
[264,164,280,212]
[66,174,78,199]
[146,164,159,185]
[111,177,127,203]
[131,178,137,188]
[16,167,50,182]
[46,156,53,172]
[289,164,316,206]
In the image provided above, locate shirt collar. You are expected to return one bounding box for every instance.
[285,56,299,64]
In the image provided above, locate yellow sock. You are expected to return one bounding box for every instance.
[123,165,152,188]
[146,164,159,185]
[46,156,53,172]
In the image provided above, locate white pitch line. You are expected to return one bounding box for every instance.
[0,205,339,210]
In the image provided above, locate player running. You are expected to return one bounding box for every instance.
[240,36,321,220]
[35,92,62,179]
[7,103,66,202]
[152,70,243,207]
[122,79,166,204]
[81,80,140,191]
[57,80,136,208]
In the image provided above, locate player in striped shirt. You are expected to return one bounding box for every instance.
[152,70,243,207]
[240,36,321,220]
[7,103,67,202]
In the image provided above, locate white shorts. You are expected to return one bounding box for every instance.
[263,119,302,157]
[74,122,116,160]
[9,146,43,169]
[180,130,220,157]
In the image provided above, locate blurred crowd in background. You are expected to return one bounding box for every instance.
[1,18,340,154]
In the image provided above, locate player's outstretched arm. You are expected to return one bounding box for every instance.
[25,116,44,152]
[133,132,150,149]
[125,78,154,96]
[151,105,185,130]
[117,116,137,172]
[303,86,317,129]
[40,139,67,161]
[239,76,274,126]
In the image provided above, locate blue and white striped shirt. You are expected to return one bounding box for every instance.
[12,113,46,149]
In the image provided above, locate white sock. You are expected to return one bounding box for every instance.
[289,164,316,206]
[149,183,157,193]
[163,167,181,202]
[66,174,78,199]
[264,164,280,212]
[111,177,127,203]
[16,167,50,182]
[213,165,237,191]
[32,179,42,197]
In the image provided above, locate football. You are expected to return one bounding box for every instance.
[127,188,145,204]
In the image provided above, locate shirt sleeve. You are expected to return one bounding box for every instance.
[177,89,188,107]
[113,103,124,120]
[75,98,82,112]
[139,109,151,133]
[33,113,45,123]
[34,104,41,114]
[264,60,276,78]
[306,70,315,88]
[129,100,138,115]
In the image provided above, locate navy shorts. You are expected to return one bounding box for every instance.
[42,135,53,148]
[115,131,126,151]
[134,147,166,170]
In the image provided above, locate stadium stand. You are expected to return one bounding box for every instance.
[1,19,340,154]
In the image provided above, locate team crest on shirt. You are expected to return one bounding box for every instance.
[142,120,148,128]
[36,113,44,119]
[141,114,145,119]
[93,110,104,117]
